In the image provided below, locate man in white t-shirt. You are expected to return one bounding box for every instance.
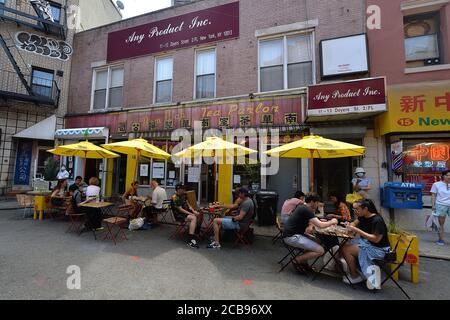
[151,180,167,209]
[431,170,450,246]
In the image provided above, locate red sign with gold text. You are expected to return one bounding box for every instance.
[307,77,386,116]
[65,96,302,134]
[107,2,239,62]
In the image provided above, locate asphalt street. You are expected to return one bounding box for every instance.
[0,209,449,300]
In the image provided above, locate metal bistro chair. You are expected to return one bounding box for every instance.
[278,237,306,274]
[272,216,284,245]
[168,204,189,240]
[16,194,35,219]
[102,205,132,245]
[156,199,172,224]
[374,237,415,300]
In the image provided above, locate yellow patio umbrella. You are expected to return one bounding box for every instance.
[48,141,120,159]
[101,138,171,180]
[48,140,119,182]
[265,135,365,192]
[174,136,258,201]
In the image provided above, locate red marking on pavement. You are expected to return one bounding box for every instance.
[130,256,140,261]
[243,279,253,286]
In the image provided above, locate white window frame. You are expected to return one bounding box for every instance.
[257,30,316,93]
[90,64,124,111]
[194,47,217,100]
[153,55,174,105]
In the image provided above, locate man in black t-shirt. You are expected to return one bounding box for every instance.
[341,199,390,288]
[283,193,338,273]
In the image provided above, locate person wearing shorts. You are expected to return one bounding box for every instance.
[282,193,338,273]
[207,188,255,249]
[431,170,450,246]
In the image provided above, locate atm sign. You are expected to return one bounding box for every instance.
[397,118,415,127]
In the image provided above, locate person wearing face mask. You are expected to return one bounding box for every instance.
[57,165,70,180]
[352,167,371,199]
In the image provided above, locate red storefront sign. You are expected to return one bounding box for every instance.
[65,96,302,135]
[107,2,239,62]
[307,77,386,116]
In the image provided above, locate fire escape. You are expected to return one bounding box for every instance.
[0,0,66,107]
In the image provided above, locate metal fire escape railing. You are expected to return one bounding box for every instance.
[0,1,66,40]
[0,35,60,107]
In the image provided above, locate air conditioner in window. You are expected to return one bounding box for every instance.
[424,58,440,65]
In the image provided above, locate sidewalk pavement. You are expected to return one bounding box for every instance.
[2,199,450,260]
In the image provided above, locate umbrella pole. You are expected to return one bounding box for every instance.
[214,161,217,203]
[134,149,140,182]
[310,149,314,193]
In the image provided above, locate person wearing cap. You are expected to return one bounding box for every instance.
[171,183,203,249]
[207,187,255,249]
[352,167,371,199]
[57,165,70,180]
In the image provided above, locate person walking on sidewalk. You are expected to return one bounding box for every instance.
[431,170,450,246]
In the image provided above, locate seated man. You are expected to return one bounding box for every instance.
[69,176,83,193]
[207,187,254,249]
[143,180,168,223]
[69,184,103,231]
[282,193,338,274]
[171,183,203,249]
[218,185,242,216]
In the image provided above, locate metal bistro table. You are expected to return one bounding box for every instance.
[200,207,223,239]
[311,225,355,287]
[27,191,52,221]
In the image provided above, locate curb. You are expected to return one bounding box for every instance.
[419,253,450,261]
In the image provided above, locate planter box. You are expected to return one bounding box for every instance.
[388,231,419,284]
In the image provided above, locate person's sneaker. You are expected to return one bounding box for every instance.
[187,239,199,249]
[206,241,221,249]
[95,227,104,231]
[436,240,445,246]
[343,275,364,285]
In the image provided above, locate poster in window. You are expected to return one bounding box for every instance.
[140,164,149,177]
[152,162,165,179]
[14,141,33,185]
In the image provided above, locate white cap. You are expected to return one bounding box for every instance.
[355,167,366,174]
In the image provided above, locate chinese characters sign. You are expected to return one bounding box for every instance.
[403,142,450,194]
[14,141,33,185]
[307,77,386,117]
[65,96,302,134]
[377,80,450,135]
[107,2,239,62]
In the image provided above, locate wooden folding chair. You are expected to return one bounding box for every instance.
[374,237,414,300]
[233,219,254,247]
[16,194,35,219]
[65,201,85,235]
[102,215,128,245]
[168,207,189,240]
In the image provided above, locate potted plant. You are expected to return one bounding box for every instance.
[43,157,59,190]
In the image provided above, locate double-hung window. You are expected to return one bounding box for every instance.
[259,33,313,92]
[195,49,216,99]
[49,2,61,24]
[0,0,5,16]
[404,11,442,67]
[31,68,54,98]
[92,66,124,110]
[155,57,173,104]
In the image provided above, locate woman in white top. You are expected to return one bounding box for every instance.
[431,170,450,246]
[86,177,101,199]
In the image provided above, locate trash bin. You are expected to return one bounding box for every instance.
[255,190,278,226]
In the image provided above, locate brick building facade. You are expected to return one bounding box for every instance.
[0,0,121,195]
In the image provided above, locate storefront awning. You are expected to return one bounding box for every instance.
[13,115,56,141]
[55,127,109,140]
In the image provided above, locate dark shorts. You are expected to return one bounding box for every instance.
[51,198,64,207]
